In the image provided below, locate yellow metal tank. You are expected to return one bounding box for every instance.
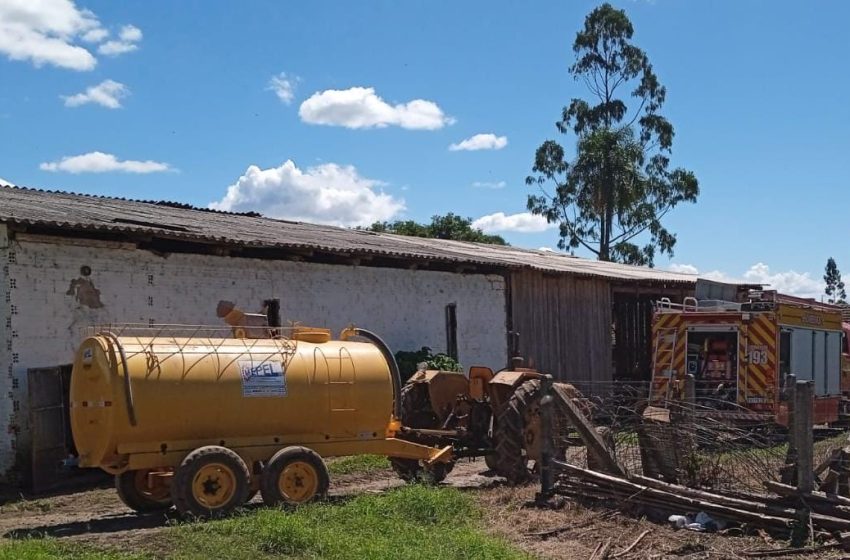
[71,333,394,472]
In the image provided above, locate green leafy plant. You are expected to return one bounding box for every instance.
[395,347,463,380]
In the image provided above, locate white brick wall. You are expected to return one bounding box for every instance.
[1,235,508,479]
[0,225,12,479]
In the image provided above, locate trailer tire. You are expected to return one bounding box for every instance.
[492,379,542,485]
[261,446,329,507]
[171,445,251,519]
[116,469,172,513]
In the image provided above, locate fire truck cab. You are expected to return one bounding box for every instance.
[651,290,844,426]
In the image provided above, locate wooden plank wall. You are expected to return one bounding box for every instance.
[510,270,612,388]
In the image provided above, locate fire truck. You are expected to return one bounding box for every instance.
[650,290,848,426]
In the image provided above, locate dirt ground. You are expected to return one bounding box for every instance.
[0,461,846,559]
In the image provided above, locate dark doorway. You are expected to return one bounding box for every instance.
[612,293,684,382]
[28,365,74,493]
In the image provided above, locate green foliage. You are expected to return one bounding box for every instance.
[325,454,389,476]
[395,347,463,380]
[0,540,145,560]
[366,213,507,245]
[824,257,847,304]
[169,485,527,560]
[1,488,526,560]
[526,3,698,266]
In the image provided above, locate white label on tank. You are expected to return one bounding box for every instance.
[239,360,287,397]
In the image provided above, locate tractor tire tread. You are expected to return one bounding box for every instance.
[492,379,542,485]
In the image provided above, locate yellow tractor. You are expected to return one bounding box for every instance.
[392,362,577,484]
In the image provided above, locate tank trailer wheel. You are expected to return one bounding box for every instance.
[492,379,543,485]
[389,457,454,484]
[261,446,329,507]
[171,445,251,519]
[116,469,172,513]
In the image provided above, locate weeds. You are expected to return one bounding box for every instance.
[326,454,390,476]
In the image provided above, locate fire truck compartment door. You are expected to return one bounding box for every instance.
[788,327,841,396]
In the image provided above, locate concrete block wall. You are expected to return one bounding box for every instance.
[0,225,12,479]
[0,235,508,479]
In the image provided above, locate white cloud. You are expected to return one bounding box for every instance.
[676,262,824,300]
[449,133,508,151]
[81,27,108,43]
[118,24,142,42]
[61,79,129,108]
[0,2,141,69]
[472,180,506,189]
[0,0,102,70]
[97,24,142,56]
[210,160,405,227]
[299,87,454,130]
[472,212,554,234]
[667,263,699,275]
[268,73,299,104]
[40,151,171,174]
[0,177,14,186]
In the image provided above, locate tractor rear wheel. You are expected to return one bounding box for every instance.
[492,379,543,484]
[116,469,172,513]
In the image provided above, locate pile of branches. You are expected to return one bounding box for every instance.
[554,460,850,547]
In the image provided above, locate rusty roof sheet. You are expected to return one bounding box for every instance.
[0,184,696,284]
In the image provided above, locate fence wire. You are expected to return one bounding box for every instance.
[561,381,848,495]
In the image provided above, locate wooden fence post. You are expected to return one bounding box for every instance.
[794,380,814,494]
[781,375,798,484]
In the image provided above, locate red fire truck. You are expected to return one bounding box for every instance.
[650,290,846,426]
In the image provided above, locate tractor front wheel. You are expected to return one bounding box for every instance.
[389,458,454,484]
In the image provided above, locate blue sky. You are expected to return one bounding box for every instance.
[1,1,848,298]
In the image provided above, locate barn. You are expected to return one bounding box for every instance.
[0,184,696,486]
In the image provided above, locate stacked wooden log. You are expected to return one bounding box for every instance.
[553,460,850,538]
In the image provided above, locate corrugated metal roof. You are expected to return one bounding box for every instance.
[0,184,696,284]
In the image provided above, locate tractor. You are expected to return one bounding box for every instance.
[391,361,580,484]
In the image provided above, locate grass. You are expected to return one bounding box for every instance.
[170,485,526,560]
[325,454,391,476]
[0,486,527,560]
[0,540,144,560]
[0,497,53,514]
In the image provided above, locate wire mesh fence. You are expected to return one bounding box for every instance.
[560,380,849,496]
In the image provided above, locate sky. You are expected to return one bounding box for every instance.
[1,0,848,299]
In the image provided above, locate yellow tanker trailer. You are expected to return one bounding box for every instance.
[70,326,452,518]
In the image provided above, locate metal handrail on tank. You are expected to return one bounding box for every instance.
[339,327,403,420]
[100,331,137,427]
[86,325,299,414]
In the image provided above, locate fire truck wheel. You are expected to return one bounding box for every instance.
[116,469,172,513]
[261,446,329,507]
[171,446,251,519]
[492,379,543,485]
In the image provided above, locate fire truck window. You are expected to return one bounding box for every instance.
[686,331,737,406]
[779,331,791,378]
